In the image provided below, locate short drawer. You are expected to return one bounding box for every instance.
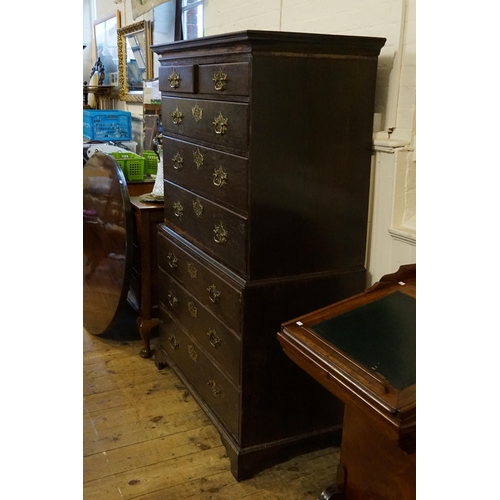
[158,306,240,439]
[198,62,249,96]
[162,97,249,153]
[158,65,196,93]
[159,267,241,386]
[163,136,248,213]
[157,225,242,332]
[163,181,247,276]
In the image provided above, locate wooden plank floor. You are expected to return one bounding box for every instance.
[83,309,340,500]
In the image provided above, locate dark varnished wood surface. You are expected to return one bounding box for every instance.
[83,152,133,335]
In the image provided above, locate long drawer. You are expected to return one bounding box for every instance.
[158,304,240,439]
[162,96,249,153]
[163,136,248,213]
[159,266,241,386]
[157,226,242,333]
[163,180,247,276]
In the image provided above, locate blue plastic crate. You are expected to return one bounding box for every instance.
[83,110,132,141]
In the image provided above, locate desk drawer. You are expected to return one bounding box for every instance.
[158,305,240,439]
[157,226,242,332]
[159,65,196,93]
[162,97,249,153]
[164,181,247,276]
[198,62,249,96]
[163,136,248,213]
[159,267,241,386]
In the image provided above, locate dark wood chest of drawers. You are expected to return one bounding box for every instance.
[152,30,386,480]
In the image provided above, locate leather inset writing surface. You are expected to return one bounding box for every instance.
[310,291,416,390]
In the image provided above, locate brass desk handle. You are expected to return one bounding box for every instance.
[167,252,178,269]
[168,335,180,350]
[171,107,183,125]
[213,166,228,188]
[213,68,228,91]
[172,152,183,170]
[213,112,228,135]
[168,69,181,89]
[173,201,184,219]
[213,222,228,244]
[207,328,221,348]
[207,379,221,397]
[207,284,221,303]
[167,291,178,308]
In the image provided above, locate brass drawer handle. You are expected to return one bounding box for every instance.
[171,107,184,125]
[213,166,228,188]
[207,284,221,303]
[192,104,203,123]
[188,344,198,362]
[172,152,183,170]
[213,222,228,244]
[167,252,178,269]
[187,301,198,318]
[167,291,178,308]
[213,68,228,91]
[168,69,181,89]
[193,148,204,169]
[213,112,228,135]
[173,201,184,219]
[187,262,198,279]
[168,335,180,350]
[207,379,221,397]
[207,328,221,349]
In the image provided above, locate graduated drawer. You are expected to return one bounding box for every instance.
[163,136,248,213]
[157,226,242,332]
[158,305,240,439]
[164,181,247,276]
[162,97,249,153]
[158,65,196,93]
[198,62,249,96]
[159,267,241,386]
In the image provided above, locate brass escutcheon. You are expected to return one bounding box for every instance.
[193,199,204,217]
[213,112,228,135]
[168,69,181,88]
[192,104,203,123]
[187,262,198,279]
[207,284,221,303]
[207,328,221,348]
[173,201,184,219]
[187,301,198,318]
[213,222,228,244]
[167,252,178,268]
[213,68,228,91]
[171,107,183,125]
[207,379,221,397]
[193,148,204,169]
[213,166,228,187]
[172,152,183,170]
[188,344,198,362]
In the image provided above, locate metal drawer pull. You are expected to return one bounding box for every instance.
[171,107,184,125]
[168,335,180,350]
[207,284,221,303]
[213,166,228,187]
[207,379,221,397]
[213,222,228,244]
[193,148,204,169]
[188,344,198,362]
[167,291,178,308]
[172,152,183,170]
[207,328,221,348]
[193,199,204,217]
[167,252,178,269]
[168,69,181,88]
[173,201,184,219]
[187,262,198,279]
[187,301,198,318]
[213,112,228,135]
[192,104,203,123]
[213,68,228,91]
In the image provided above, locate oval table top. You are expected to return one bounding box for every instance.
[83,152,133,335]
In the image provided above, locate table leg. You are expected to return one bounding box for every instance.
[137,317,159,358]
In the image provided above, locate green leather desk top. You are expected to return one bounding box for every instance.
[310,291,416,391]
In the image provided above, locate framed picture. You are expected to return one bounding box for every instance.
[93,10,121,88]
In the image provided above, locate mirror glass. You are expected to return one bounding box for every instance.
[118,21,152,102]
[93,11,121,89]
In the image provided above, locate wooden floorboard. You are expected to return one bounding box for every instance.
[83,316,340,499]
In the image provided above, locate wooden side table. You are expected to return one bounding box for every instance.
[128,196,164,357]
[278,265,416,500]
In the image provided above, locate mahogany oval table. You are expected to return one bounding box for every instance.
[83,152,133,335]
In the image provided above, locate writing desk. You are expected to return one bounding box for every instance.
[278,264,416,500]
[128,196,164,357]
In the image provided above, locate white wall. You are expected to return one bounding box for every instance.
[85,0,416,284]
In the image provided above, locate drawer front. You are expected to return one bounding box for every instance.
[158,306,240,439]
[164,182,247,276]
[162,97,249,153]
[158,65,196,93]
[157,226,242,332]
[159,267,241,385]
[198,62,249,96]
[163,136,248,213]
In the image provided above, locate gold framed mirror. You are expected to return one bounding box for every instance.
[93,10,121,89]
[117,21,152,102]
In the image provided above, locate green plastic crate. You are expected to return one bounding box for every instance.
[142,150,159,175]
[110,152,144,181]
